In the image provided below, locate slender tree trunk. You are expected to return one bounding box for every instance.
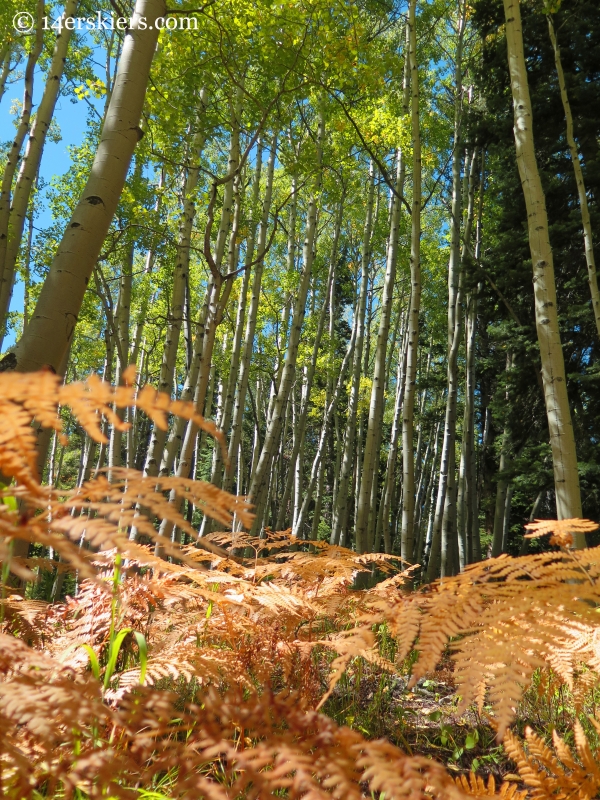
[248,109,325,536]
[131,170,165,368]
[0,0,79,339]
[0,44,14,108]
[223,136,278,494]
[292,324,356,538]
[10,0,167,374]
[109,244,134,472]
[275,200,343,529]
[491,352,514,557]
[547,15,600,338]
[211,142,264,491]
[401,2,422,561]
[144,97,210,475]
[355,149,405,554]
[503,0,583,533]
[433,9,469,580]
[0,0,44,337]
[378,317,407,554]
[330,165,375,546]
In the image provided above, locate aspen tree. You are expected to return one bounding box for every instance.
[209,142,264,491]
[377,323,407,554]
[426,5,467,580]
[10,0,167,373]
[0,0,44,337]
[503,0,583,533]
[457,151,485,566]
[130,170,165,369]
[275,199,343,530]
[330,164,375,547]
[401,0,422,561]
[247,107,325,536]
[491,353,514,557]
[354,148,405,554]
[546,12,600,338]
[292,323,356,537]
[0,43,15,106]
[0,0,79,336]
[108,243,134,471]
[222,135,277,494]
[144,91,211,476]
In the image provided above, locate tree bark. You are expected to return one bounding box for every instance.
[0,0,79,339]
[503,0,583,533]
[330,164,375,546]
[355,148,405,554]
[0,0,44,339]
[222,135,277,494]
[11,0,166,373]
[247,108,325,536]
[401,1,422,561]
[144,93,210,476]
[547,15,600,339]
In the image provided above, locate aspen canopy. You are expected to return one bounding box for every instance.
[2,0,600,795]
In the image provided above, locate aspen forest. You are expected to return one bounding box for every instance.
[2,0,600,797]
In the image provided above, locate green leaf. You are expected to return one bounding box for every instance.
[133,631,148,685]
[465,730,479,750]
[103,627,132,689]
[80,644,101,681]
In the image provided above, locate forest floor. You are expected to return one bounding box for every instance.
[324,652,584,786]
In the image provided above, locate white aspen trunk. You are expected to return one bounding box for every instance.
[109,244,134,472]
[547,16,600,338]
[492,353,513,557]
[421,420,442,567]
[10,0,166,374]
[401,1,422,561]
[0,0,78,336]
[0,44,14,108]
[223,136,277,494]
[427,47,464,581]
[433,8,468,580]
[201,164,244,514]
[248,379,262,491]
[378,318,408,554]
[211,141,264,491]
[355,151,405,554]
[292,324,356,538]
[247,110,325,536]
[330,165,375,546]
[414,421,436,559]
[457,293,475,568]
[158,280,213,478]
[144,97,210,475]
[491,426,511,557]
[311,460,325,540]
[131,169,165,367]
[275,203,342,530]
[458,151,485,566]
[0,0,44,331]
[292,387,304,530]
[502,485,514,551]
[503,0,583,533]
[21,174,37,334]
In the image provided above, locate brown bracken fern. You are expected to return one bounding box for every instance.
[0,370,462,800]
[3,371,600,798]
